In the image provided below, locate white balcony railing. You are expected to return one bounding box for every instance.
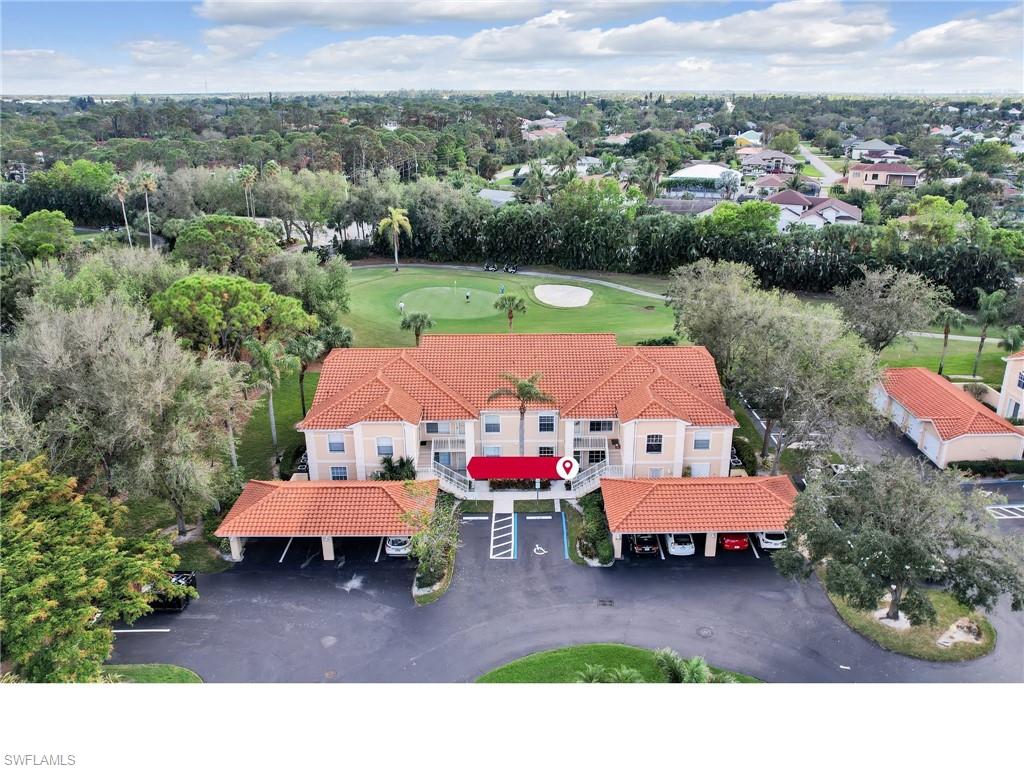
[571,460,623,495]
[573,436,609,450]
[431,461,471,494]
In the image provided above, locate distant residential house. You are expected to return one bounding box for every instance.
[600,132,635,146]
[522,126,566,142]
[663,163,742,199]
[734,130,763,147]
[844,162,922,192]
[692,122,716,134]
[768,190,862,230]
[477,189,517,207]
[857,149,906,164]
[848,138,898,159]
[648,198,721,216]
[930,125,956,137]
[750,174,820,197]
[740,149,798,175]
[735,146,762,156]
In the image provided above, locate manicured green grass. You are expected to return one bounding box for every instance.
[798,161,823,178]
[341,267,675,347]
[175,540,232,573]
[513,499,556,514]
[879,336,1005,385]
[564,504,586,565]
[237,372,319,481]
[458,500,493,515]
[117,497,176,540]
[828,590,995,662]
[525,264,671,296]
[105,664,203,683]
[477,643,760,683]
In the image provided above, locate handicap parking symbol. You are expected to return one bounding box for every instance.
[532,544,547,556]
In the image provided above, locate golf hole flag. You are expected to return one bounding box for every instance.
[467,455,579,481]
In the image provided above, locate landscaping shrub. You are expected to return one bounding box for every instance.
[732,435,759,475]
[577,491,614,564]
[948,459,1024,477]
[340,238,378,261]
[636,336,678,346]
[489,478,551,491]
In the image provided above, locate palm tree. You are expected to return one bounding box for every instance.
[631,157,660,200]
[285,334,325,417]
[973,288,1008,376]
[998,325,1024,355]
[934,304,967,376]
[494,295,527,331]
[783,174,807,192]
[378,206,412,271]
[551,143,580,173]
[111,174,133,247]
[244,338,298,478]
[715,171,739,200]
[238,164,258,217]
[487,372,554,455]
[654,648,715,683]
[134,169,158,249]
[573,664,644,683]
[575,664,610,683]
[372,455,417,480]
[400,312,434,345]
[517,160,549,203]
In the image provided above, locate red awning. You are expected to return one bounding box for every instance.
[467,456,563,480]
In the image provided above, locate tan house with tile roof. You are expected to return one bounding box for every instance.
[873,367,1024,468]
[296,334,738,496]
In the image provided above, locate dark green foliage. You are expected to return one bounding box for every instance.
[489,478,551,491]
[732,435,758,475]
[947,459,1024,477]
[635,335,678,346]
[372,455,417,480]
[577,491,614,564]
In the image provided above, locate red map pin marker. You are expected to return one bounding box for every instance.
[556,456,579,480]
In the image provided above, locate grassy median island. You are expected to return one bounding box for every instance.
[477,643,760,683]
[827,589,996,662]
[105,664,203,683]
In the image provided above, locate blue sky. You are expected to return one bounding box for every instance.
[2,1,1022,94]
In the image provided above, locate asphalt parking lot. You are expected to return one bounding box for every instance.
[111,506,1024,683]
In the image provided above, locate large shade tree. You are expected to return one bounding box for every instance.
[173,214,281,276]
[0,458,193,682]
[774,457,1024,625]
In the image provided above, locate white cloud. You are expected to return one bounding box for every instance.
[891,5,1024,59]
[1,49,86,80]
[202,25,286,61]
[305,35,459,70]
[126,39,196,67]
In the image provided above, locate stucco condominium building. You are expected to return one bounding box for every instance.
[297,334,739,495]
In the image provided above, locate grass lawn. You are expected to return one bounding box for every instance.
[798,161,823,178]
[341,267,675,347]
[105,664,203,683]
[879,336,1005,385]
[458,500,493,515]
[828,589,995,662]
[117,497,176,539]
[564,504,585,565]
[525,264,671,296]
[477,643,760,683]
[237,372,319,480]
[513,499,557,514]
[175,540,232,573]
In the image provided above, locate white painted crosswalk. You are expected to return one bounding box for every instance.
[987,505,1024,520]
[489,502,516,559]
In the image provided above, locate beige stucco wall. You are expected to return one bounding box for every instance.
[938,432,1024,467]
[305,422,416,480]
[998,357,1024,419]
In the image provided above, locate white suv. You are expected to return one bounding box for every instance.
[756,531,787,549]
[385,536,412,556]
[664,533,696,556]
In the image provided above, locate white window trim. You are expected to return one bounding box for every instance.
[330,466,348,481]
[376,436,394,456]
[693,430,711,450]
[483,445,501,457]
[327,432,345,453]
[538,446,555,457]
[538,413,556,433]
[483,414,501,434]
[646,434,664,454]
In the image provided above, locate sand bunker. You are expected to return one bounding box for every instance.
[534,284,593,307]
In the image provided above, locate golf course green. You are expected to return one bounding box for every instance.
[342,266,675,347]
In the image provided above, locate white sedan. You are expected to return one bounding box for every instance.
[385,536,412,556]
[756,532,787,549]
[664,533,696,556]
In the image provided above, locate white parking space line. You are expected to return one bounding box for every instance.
[490,512,516,559]
[988,505,1024,519]
[462,515,488,521]
[375,537,385,563]
[748,535,760,559]
[278,536,294,563]
[113,629,170,634]
[525,515,552,520]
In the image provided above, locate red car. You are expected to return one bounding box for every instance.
[719,533,750,551]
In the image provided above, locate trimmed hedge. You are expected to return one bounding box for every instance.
[577,491,614,564]
[732,436,759,475]
[636,336,678,346]
[489,478,551,491]
[948,459,1024,478]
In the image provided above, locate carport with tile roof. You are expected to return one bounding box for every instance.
[599,476,797,558]
[216,479,438,562]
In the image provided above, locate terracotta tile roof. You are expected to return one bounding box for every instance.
[300,334,736,429]
[215,480,439,537]
[850,162,920,175]
[600,476,797,533]
[881,367,1022,440]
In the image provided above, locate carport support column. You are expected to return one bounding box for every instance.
[612,533,623,560]
[321,536,335,561]
[229,536,245,561]
[704,532,717,557]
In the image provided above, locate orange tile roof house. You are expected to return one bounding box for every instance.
[601,476,797,558]
[873,367,1024,468]
[296,334,738,496]
[844,162,921,192]
[216,480,438,561]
